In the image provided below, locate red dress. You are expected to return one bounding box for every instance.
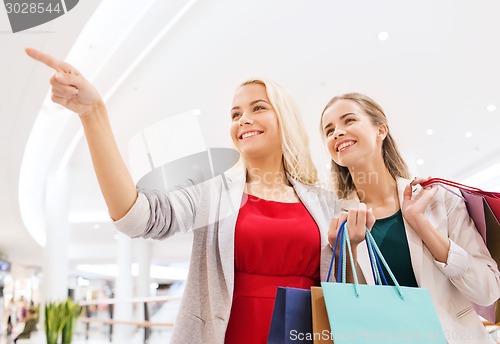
[224,193,321,344]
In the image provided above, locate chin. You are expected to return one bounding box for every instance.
[333,156,355,169]
[238,147,261,159]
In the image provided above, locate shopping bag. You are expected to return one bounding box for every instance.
[310,287,333,343]
[321,222,447,344]
[420,178,500,265]
[268,287,313,344]
[420,177,500,323]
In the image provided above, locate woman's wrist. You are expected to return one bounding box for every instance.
[79,99,107,122]
[405,213,428,233]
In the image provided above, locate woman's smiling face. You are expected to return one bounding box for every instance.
[322,99,386,169]
[230,83,282,160]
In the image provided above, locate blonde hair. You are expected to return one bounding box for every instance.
[238,79,318,185]
[319,93,410,198]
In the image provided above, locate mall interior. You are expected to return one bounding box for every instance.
[1,0,500,343]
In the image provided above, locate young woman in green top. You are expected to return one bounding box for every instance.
[321,93,499,344]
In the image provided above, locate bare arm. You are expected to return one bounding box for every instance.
[25,48,137,220]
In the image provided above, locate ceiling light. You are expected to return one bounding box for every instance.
[417,159,425,165]
[193,108,202,116]
[426,129,434,135]
[487,104,496,112]
[93,224,100,230]
[465,132,472,138]
[377,31,390,41]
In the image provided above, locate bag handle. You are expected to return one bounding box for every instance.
[326,220,344,283]
[420,177,483,192]
[327,222,405,299]
[327,221,388,285]
[340,222,360,296]
[365,230,405,299]
[366,235,388,285]
[421,177,500,199]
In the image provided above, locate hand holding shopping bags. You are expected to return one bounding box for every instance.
[419,177,500,324]
[321,222,447,344]
[419,178,500,267]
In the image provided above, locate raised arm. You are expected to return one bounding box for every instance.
[25,48,137,220]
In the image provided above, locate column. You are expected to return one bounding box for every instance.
[43,170,70,303]
[134,240,152,340]
[112,234,134,343]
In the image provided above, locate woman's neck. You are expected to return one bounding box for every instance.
[244,155,299,202]
[349,159,399,216]
[245,154,290,186]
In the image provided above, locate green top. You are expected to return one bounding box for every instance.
[370,210,419,287]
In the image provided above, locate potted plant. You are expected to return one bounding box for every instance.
[44,301,66,344]
[61,298,84,344]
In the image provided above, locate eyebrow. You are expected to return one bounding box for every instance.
[323,112,358,131]
[231,99,270,111]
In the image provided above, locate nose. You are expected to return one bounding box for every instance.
[238,112,253,126]
[333,128,345,140]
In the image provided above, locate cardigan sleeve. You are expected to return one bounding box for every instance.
[434,191,500,306]
[113,174,237,240]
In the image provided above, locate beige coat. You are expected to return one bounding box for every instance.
[352,178,499,344]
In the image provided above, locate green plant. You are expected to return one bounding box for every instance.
[44,301,67,344]
[34,304,40,323]
[61,298,84,344]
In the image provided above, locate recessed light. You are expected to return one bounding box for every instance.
[377,31,390,41]
[426,129,434,135]
[93,224,100,230]
[465,132,472,138]
[487,104,496,112]
[417,159,425,165]
[193,108,202,116]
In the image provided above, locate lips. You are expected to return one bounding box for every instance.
[239,130,264,139]
[335,140,357,152]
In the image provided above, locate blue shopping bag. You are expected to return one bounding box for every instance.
[321,222,447,344]
[268,287,313,344]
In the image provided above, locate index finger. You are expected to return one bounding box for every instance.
[25,47,63,71]
[403,183,413,201]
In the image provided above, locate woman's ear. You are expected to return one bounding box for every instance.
[377,124,388,141]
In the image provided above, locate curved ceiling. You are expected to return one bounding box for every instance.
[1,0,500,271]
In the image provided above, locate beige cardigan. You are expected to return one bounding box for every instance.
[114,167,336,343]
[351,178,499,344]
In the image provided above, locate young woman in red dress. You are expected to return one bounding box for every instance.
[26,48,373,343]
